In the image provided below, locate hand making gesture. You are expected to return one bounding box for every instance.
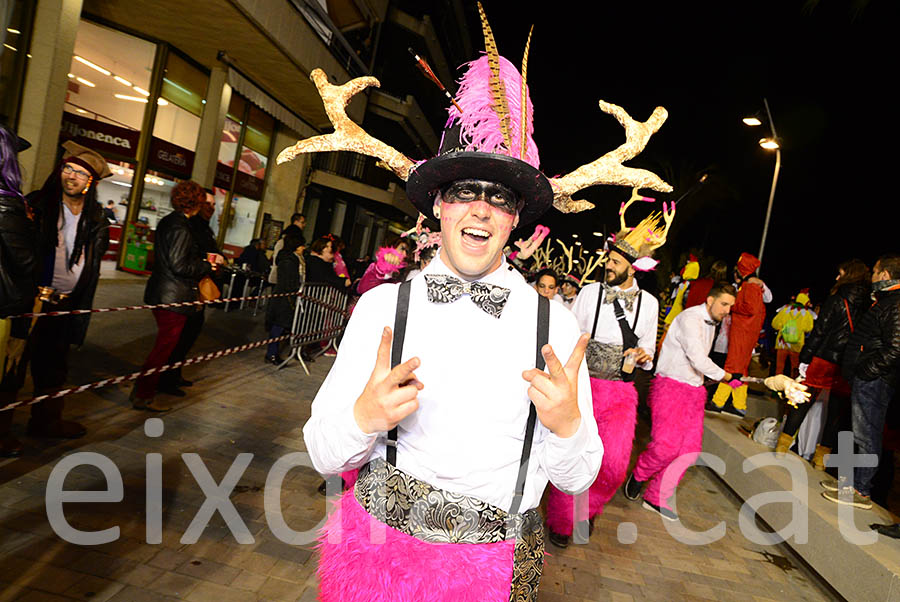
[353,326,424,434]
[521,333,590,438]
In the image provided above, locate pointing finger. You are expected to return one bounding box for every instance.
[565,333,590,373]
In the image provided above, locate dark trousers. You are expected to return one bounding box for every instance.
[268,325,285,357]
[782,387,850,450]
[1,301,75,429]
[159,310,205,388]
[851,376,897,496]
[135,309,187,399]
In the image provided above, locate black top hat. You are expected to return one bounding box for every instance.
[406,123,553,226]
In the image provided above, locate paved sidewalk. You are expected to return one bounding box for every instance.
[0,281,841,601]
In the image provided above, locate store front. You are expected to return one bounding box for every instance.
[210,94,274,258]
[53,16,283,272]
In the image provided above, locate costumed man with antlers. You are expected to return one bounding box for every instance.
[285,5,671,598]
[545,189,669,548]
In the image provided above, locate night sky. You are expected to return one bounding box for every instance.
[460,0,893,305]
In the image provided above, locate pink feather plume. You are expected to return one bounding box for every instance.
[447,55,540,169]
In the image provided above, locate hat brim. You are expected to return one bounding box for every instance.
[406,151,553,226]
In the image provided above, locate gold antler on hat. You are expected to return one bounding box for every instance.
[550,101,672,213]
[276,70,415,180]
[616,188,675,255]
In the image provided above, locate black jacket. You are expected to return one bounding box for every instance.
[266,249,301,330]
[843,286,900,387]
[144,211,211,315]
[799,282,870,366]
[0,194,38,324]
[305,255,347,289]
[26,192,109,346]
[188,215,220,256]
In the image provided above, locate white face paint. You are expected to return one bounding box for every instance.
[434,180,520,280]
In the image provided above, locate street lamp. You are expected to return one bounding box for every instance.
[743,97,781,265]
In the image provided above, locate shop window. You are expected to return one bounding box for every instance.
[152,51,208,151]
[212,97,276,253]
[64,20,156,132]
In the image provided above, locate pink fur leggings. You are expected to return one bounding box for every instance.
[545,378,637,536]
[632,376,706,510]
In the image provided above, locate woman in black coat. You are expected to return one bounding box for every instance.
[132,181,213,411]
[1,125,37,456]
[265,236,305,363]
[778,259,871,465]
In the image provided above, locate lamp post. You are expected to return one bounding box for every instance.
[743,97,781,265]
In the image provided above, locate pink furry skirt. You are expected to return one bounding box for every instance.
[545,378,637,535]
[317,459,544,601]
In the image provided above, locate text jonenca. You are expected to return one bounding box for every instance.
[63,122,132,149]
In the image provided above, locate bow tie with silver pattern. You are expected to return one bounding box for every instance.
[425,274,510,318]
[602,285,640,311]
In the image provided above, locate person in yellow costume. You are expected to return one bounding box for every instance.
[771,290,816,378]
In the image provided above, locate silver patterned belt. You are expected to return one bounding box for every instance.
[586,340,625,381]
[354,458,542,543]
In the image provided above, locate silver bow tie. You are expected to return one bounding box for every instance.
[425,274,510,318]
[603,285,639,311]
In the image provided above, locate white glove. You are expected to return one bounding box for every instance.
[798,362,808,381]
[763,374,811,407]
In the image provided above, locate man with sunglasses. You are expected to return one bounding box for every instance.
[18,141,112,439]
[302,69,605,594]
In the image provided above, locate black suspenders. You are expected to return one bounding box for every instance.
[509,294,549,515]
[385,279,411,467]
[385,279,549,515]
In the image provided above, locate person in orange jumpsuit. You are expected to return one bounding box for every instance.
[710,252,766,415]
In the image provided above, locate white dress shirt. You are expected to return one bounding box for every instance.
[656,304,726,386]
[303,254,604,512]
[571,281,659,371]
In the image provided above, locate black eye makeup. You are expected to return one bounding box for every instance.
[440,180,520,214]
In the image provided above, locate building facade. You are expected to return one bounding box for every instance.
[2,0,472,269]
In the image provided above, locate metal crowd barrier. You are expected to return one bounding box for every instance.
[1,283,351,410]
[278,282,350,375]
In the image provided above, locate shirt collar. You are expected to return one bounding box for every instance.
[423,252,511,287]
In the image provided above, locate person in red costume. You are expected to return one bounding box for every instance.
[710,252,766,416]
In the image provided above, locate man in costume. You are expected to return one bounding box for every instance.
[710,252,766,416]
[17,141,111,438]
[771,289,815,379]
[545,201,668,548]
[286,6,672,597]
[623,282,737,520]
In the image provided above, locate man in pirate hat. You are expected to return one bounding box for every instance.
[18,141,112,439]
[287,5,672,596]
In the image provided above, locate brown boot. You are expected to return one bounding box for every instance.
[775,432,794,456]
[1,436,23,457]
[812,445,831,471]
[143,398,172,413]
[27,397,85,439]
[27,419,86,439]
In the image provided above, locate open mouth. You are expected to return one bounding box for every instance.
[461,226,492,247]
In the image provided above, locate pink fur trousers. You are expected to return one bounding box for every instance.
[545,378,637,536]
[632,375,706,510]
